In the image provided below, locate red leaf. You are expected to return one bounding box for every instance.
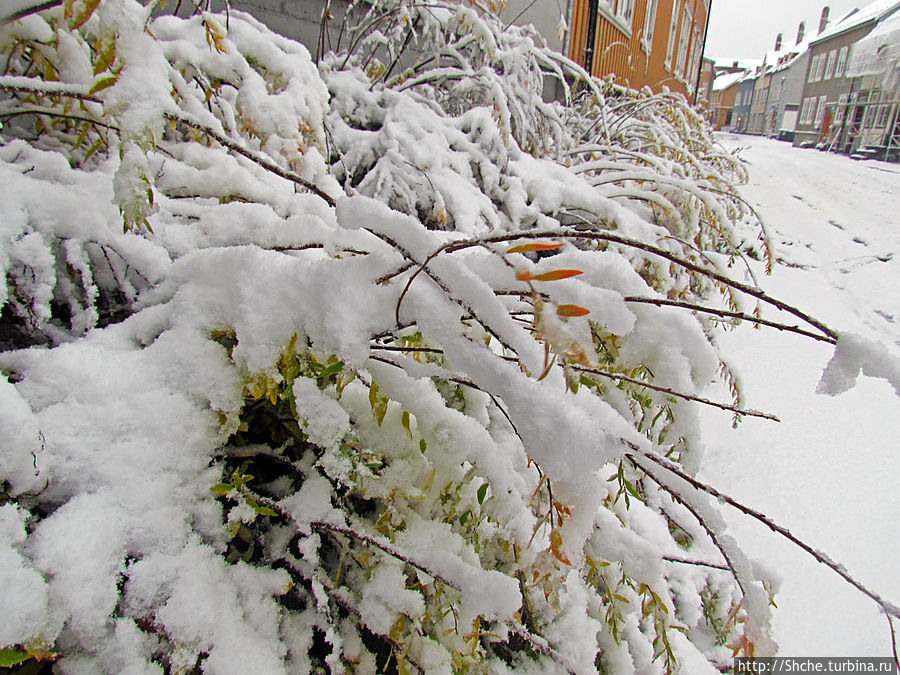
[556,304,591,317]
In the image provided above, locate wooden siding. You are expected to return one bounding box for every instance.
[568,0,710,100]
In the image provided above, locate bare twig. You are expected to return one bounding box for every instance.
[571,364,780,422]
[622,296,837,345]
[662,555,730,571]
[164,112,338,207]
[1,0,63,26]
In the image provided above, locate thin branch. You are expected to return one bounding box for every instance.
[888,612,899,673]
[571,364,780,422]
[0,78,339,207]
[632,450,900,620]
[662,555,730,571]
[623,296,837,345]
[1,0,63,26]
[635,457,749,602]
[164,112,338,207]
[436,228,838,342]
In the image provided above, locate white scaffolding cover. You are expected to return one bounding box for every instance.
[847,11,900,89]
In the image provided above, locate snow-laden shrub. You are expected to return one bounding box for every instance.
[3,1,890,673]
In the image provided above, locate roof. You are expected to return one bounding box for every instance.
[712,71,747,92]
[811,0,900,44]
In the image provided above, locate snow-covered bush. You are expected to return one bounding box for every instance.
[2,1,892,673]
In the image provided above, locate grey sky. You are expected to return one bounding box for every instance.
[704,0,863,61]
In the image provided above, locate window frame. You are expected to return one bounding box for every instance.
[665,0,681,70]
[642,0,658,53]
[825,50,837,80]
[814,96,827,127]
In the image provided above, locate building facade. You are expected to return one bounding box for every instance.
[567,0,712,100]
[794,1,900,147]
[830,10,900,156]
[731,75,756,131]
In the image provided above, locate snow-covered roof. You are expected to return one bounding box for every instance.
[812,0,900,44]
[712,71,747,91]
[712,57,762,71]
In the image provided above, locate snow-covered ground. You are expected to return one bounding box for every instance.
[700,134,900,657]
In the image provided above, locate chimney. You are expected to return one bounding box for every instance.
[819,6,830,34]
[797,21,806,44]
[775,33,783,51]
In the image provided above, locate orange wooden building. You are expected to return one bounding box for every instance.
[567,0,712,101]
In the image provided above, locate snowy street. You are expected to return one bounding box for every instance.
[700,134,900,657]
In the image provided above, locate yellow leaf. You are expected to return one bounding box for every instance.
[550,529,572,566]
[71,0,101,30]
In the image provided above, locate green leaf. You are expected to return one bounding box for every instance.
[93,33,117,75]
[318,361,345,380]
[210,483,232,495]
[401,410,412,438]
[87,74,118,96]
[476,482,489,505]
[0,649,31,667]
[368,382,388,427]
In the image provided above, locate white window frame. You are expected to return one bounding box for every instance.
[675,3,692,79]
[835,46,849,77]
[814,54,827,81]
[825,50,837,79]
[598,0,635,35]
[814,96,827,126]
[807,55,820,83]
[642,0,658,52]
[800,97,815,125]
[688,25,702,89]
[665,0,681,70]
[836,93,848,124]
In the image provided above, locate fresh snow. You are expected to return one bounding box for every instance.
[2,2,899,671]
[701,133,900,657]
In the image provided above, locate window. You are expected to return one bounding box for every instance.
[615,0,634,25]
[598,0,635,32]
[814,96,827,126]
[835,46,849,77]
[675,3,692,78]
[800,97,816,125]
[642,0,658,51]
[665,0,681,69]
[807,55,820,83]
[688,26,702,87]
[825,50,837,79]
[814,54,827,81]
[836,94,848,124]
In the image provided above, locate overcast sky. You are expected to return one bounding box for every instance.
[704,0,864,60]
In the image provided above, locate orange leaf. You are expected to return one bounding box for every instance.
[515,269,535,281]
[533,269,583,282]
[556,304,590,317]
[506,241,564,254]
